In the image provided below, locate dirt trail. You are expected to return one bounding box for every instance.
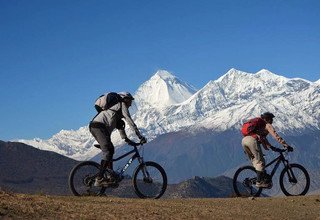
[1,191,320,219]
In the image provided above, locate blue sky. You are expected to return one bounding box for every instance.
[1,0,319,140]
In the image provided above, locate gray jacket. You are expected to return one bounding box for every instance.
[91,102,142,139]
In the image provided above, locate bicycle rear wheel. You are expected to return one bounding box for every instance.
[68,161,106,196]
[233,166,263,197]
[279,163,310,196]
[133,161,167,199]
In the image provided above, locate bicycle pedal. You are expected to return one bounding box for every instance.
[267,183,273,189]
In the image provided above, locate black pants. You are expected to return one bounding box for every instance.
[89,122,114,162]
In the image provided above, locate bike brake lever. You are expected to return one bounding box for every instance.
[274,147,287,153]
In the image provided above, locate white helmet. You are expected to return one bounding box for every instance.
[118,92,134,100]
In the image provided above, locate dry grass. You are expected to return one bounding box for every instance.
[1,190,320,219]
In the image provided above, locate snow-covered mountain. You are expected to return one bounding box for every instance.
[18,126,98,161]
[17,69,320,160]
[135,70,197,109]
[17,70,197,160]
[186,68,319,131]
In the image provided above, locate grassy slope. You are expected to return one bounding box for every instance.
[1,191,320,219]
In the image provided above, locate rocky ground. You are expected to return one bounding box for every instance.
[1,191,320,219]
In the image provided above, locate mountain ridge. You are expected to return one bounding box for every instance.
[16,68,320,160]
[0,140,237,198]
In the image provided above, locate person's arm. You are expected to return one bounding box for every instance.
[121,102,143,138]
[265,123,289,147]
[259,135,273,150]
[118,128,138,146]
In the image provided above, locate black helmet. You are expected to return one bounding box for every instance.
[118,92,134,100]
[261,112,275,120]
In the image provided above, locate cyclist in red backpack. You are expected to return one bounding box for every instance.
[241,112,293,188]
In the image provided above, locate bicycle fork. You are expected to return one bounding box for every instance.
[283,160,297,184]
[138,157,153,183]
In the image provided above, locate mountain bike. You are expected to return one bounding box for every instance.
[68,142,167,199]
[233,147,310,197]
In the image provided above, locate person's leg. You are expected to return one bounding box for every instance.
[242,136,265,172]
[99,135,114,175]
[107,161,113,171]
[98,160,108,179]
[90,125,115,186]
[242,136,270,188]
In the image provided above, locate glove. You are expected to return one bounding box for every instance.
[125,138,136,146]
[286,145,293,152]
[139,136,147,144]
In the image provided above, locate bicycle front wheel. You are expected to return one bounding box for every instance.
[133,161,167,199]
[279,163,310,196]
[233,166,263,197]
[68,161,106,196]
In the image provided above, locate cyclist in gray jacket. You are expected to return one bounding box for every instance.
[89,92,147,187]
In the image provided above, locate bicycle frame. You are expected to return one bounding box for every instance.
[264,151,296,182]
[111,145,144,178]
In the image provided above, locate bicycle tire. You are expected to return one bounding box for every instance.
[233,165,263,197]
[132,161,167,199]
[68,161,106,196]
[279,163,310,196]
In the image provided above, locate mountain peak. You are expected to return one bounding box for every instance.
[256,69,277,77]
[217,68,248,82]
[154,70,175,80]
[225,68,245,75]
[220,68,281,80]
[227,68,241,73]
[256,68,272,74]
[134,70,196,108]
[255,69,285,79]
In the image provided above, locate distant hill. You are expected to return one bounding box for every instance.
[164,176,236,198]
[0,141,239,198]
[2,140,318,198]
[98,175,236,199]
[0,141,78,195]
[116,128,319,185]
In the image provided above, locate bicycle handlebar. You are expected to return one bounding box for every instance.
[128,141,144,147]
[272,148,287,153]
[271,147,292,153]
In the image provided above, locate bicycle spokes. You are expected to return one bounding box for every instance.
[141,165,153,182]
[280,164,310,196]
[286,168,298,184]
[243,177,256,187]
[243,177,257,194]
[143,176,153,184]
[83,174,96,187]
[233,166,262,197]
[69,161,106,196]
[133,162,167,199]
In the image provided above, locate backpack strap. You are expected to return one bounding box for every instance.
[109,101,123,118]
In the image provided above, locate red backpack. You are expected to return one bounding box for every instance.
[241,117,266,136]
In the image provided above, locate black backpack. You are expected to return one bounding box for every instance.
[94,92,122,113]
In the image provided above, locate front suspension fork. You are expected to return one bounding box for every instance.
[284,161,297,183]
